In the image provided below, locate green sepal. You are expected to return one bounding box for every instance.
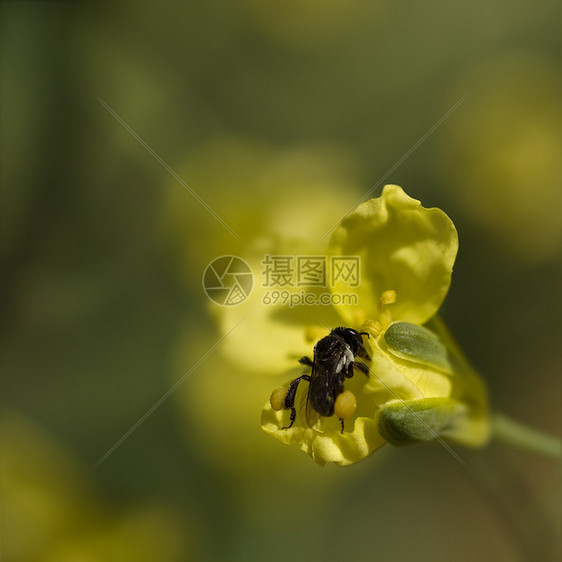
[378,397,464,446]
[384,321,453,373]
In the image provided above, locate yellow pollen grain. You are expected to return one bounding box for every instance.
[270,387,288,411]
[334,390,357,419]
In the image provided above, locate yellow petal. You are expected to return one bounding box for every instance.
[261,405,385,467]
[328,185,458,326]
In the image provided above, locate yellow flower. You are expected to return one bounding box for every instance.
[260,185,490,465]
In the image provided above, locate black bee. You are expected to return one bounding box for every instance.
[273,327,370,433]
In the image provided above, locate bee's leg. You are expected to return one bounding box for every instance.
[282,374,311,429]
[351,361,370,377]
[298,356,314,368]
[340,419,345,434]
[359,333,371,361]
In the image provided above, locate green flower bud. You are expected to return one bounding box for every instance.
[384,321,453,373]
[378,397,465,446]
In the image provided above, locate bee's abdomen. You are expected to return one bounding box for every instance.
[309,388,335,417]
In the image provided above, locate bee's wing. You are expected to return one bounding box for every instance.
[305,393,321,428]
[304,364,323,428]
[292,364,318,428]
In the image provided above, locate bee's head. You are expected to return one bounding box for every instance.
[331,327,370,358]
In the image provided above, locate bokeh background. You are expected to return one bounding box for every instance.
[1,1,560,561]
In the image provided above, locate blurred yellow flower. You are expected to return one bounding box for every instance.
[438,55,562,263]
[261,186,490,465]
[240,0,376,48]
[168,140,366,479]
[161,138,361,291]
[1,411,190,562]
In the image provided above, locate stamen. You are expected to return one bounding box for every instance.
[362,319,383,338]
[379,290,397,328]
[380,290,397,305]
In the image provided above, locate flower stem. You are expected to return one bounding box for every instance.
[491,413,561,460]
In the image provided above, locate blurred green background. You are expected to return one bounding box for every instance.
[1,1,560,561]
